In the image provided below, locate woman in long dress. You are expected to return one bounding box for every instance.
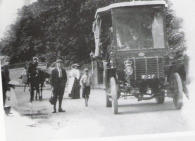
[69,64,81,99]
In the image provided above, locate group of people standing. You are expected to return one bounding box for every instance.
[68,63,92,106]
[50,59,92,113]
[1,57,92,114]
[28,57,92,113]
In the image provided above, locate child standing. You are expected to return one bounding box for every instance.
[80,68,91,107]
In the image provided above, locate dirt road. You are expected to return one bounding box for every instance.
[4,68,195,141]
[4,86,195,141]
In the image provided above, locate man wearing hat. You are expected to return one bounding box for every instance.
[50,59,67,113]
[27,57,39,102]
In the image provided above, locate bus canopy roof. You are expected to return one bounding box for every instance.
[95,1,167,18]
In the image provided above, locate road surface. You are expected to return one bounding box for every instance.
[4,68,195,141]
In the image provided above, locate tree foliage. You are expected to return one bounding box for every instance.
[0,0,185,65]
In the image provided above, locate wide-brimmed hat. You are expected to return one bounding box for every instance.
[33,57,38,61]
[56,59,63,63]
[71,63,80,68]
[84,68,89,72]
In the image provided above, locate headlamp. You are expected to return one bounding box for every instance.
[124,59,133,76]
[125,65,133,76]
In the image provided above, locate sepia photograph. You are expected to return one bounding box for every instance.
[0,0,195,141]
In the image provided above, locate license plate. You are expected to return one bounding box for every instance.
[141,74,155,79]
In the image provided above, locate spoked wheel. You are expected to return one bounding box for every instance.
[105,81,112,107]
[170,73,183,109]
[110,77,119,114]
[155,91,165,104]
[105,70,112,107]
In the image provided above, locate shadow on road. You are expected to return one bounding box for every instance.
[23,113,49,119]
[118,101,176,115]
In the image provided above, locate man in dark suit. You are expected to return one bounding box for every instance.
[1,63,10,107]
[27,57,39,102]
[50,59,67,113]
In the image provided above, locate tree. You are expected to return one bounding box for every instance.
[0,0,185,65]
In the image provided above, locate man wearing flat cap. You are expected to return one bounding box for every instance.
[50,59,67,113]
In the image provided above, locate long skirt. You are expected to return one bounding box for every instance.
[67,77,74,96]
[71,78,80,99]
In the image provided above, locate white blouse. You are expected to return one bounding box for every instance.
[70,68,80,79]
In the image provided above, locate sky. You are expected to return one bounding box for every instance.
[0,0,36,39]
